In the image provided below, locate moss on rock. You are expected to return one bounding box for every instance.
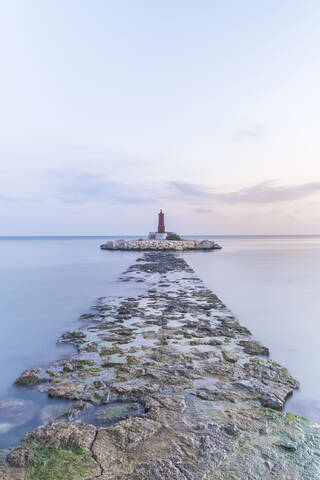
[30,444,95,480]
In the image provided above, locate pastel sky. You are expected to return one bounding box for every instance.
[1,0,320,235]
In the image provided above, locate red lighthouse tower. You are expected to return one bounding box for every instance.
[148,210,167,239]
[158,209,165,234]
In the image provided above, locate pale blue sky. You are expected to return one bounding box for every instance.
[1,0,320,234]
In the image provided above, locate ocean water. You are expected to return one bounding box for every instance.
[185,235,320,423]
[0,236,140,446]
[1,235,320,447]
[0,236,141,398]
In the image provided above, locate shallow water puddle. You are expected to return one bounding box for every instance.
[82,401,145,427]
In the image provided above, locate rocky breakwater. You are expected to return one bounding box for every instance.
[1,252,320,479]
[101,238,222,251]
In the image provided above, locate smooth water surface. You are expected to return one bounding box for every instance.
[0,236,139,398]
[185,235,320,423]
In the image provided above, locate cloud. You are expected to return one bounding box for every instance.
[53,171,162,205]
[0,195,21,203]
[49,170,320,208]
[170,180,320,204]
[0,195,40,203]
[233,126,265,138]
[231,120,266,139]
[169,181,208,198]
[193,208,213,213]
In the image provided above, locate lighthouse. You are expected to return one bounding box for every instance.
[158,209,165,234]
[148,210,167,240]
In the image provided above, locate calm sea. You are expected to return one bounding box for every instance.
[185,235,320,422]
[0,235,319,447]
[0,236,138,398]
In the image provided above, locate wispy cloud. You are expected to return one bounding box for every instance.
[233,126,265,139]
[193,207,213,213]
[53,171,161,204]
[170,181,208,198]
[50,170,320,207]
[0,195,21,203]
[170,180,320,204]
[231,121,266,139]
[0,195,40,203]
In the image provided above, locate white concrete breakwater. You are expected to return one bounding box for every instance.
[100,238,222,251]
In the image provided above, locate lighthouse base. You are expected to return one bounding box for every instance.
[148,232,167,240]
[155,232,167,240]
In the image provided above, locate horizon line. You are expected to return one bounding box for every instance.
[1,233,320,238]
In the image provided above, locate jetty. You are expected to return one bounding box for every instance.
[1,251,320,479]
[101,210,222,251]
[100,238,221,251]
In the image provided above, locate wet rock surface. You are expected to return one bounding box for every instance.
[1,252,320,479]
[15,369,43,386]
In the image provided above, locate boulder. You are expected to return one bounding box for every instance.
[239,339,269,356]
[114,239,128,249]
[48,381,85,400]
[200,240,214,249]
[100,239,222,251]
[222,350,239,363]
[15,369,42,386]
[100,240,114,250]
[23,421,96,449]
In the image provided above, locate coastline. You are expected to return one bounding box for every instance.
[1,252,320,479]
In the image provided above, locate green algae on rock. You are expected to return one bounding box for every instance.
[1,422,101,480]
[30,444,95,480]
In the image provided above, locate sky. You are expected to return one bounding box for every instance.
[0,0,320,235]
